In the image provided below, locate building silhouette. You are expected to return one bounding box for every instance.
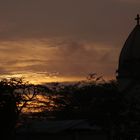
[117,14,140,91]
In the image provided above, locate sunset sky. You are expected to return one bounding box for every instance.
[0,0,140,84]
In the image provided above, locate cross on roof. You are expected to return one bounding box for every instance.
[135,14,140,25]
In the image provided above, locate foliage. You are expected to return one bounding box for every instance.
[0,77,39,135]
[2,75,140,138]
[1,75,140,139]
[36,75,124,126]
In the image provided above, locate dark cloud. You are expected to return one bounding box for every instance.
[0,0,139,44]
[0,67,10,75]
[0,0,139,81]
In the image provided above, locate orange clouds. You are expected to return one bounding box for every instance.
[0,39,119,83]
[0,0,139,83]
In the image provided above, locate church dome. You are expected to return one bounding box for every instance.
[117,15,140,79]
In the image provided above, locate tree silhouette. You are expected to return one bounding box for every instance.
[0,78,38,139]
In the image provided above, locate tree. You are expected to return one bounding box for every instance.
[0,77,38,138]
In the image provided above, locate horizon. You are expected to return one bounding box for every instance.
[0,73,115,84]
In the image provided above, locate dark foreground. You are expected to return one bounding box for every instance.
[14,119,140,140]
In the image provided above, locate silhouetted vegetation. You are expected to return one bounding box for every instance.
[1,75,140,139]
[46,77,123,124]
[0,78,39,138]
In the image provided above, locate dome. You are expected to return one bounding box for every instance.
[117,15,140,80]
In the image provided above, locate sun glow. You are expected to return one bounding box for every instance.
[0,72,114,85]
[19,94,56,114]
[0,72,86,84]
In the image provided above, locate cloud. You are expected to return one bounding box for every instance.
[116,0,140,3]
[0,67,10,75]
[0,0,138,81]
[0,38,119,79]
[0,0,139,45]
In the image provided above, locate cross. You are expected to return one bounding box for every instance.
[135,14,140,25]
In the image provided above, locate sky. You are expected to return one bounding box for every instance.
[0,0,140,84]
